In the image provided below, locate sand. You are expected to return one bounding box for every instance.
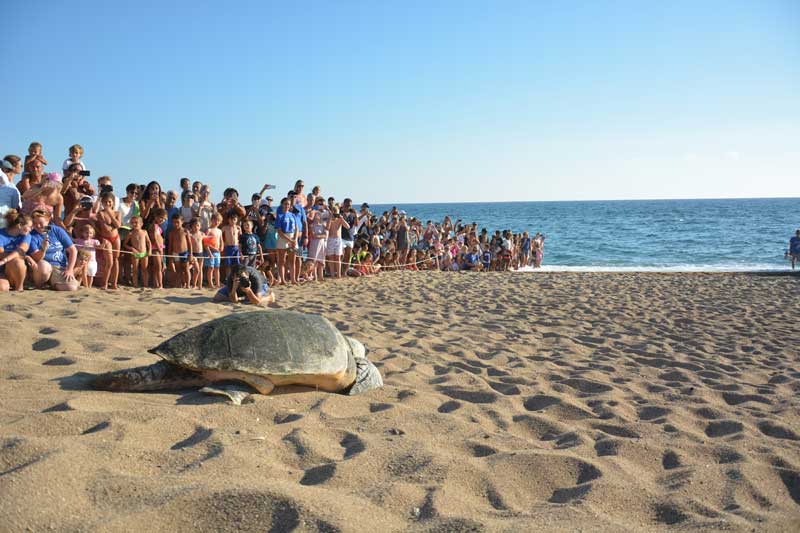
[1,272,799,531]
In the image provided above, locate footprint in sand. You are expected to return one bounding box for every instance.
[523,395,562,411]
[42,401,73,413]
[638,406,671,421]
[471,444,497,458]
[662,450,682,470]
[299,463,336,486]
[275,413,304,424]
[705,420,743,438]
[171,426,213,450]
[438,388,498,404]
[38,327,58,335]
[82,421,111,435]
[722,392,772,406]
[369,403,393,413]
[653,503,690,525]
[32,338,60,352]
[437,400,461,414]
[42,356,76,366]
[340,433,365,460]
[595,439,620,457]
[758,422,799,441]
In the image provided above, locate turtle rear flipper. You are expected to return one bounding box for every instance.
[200,383,254,405]
[92,361,205,392]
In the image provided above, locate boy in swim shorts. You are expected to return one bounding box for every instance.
[122,215,151,288]
[221,213,241,281]
[168,213,192,288]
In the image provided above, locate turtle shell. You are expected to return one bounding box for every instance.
[149,311,351,377]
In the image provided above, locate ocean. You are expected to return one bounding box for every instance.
[370,198,800,272]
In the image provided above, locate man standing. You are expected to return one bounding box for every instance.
[789,229,800,270]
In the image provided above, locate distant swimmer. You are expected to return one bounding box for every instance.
[789,229,800,270]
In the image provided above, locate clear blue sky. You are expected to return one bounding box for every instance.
[3,0,798,203]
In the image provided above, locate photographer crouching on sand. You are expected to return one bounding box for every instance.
[213,264,275,305]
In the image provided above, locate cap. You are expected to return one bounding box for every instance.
[361,202,369,209]
[399,210,406,215]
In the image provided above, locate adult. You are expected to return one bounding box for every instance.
[0,156,22,212]
[17,156,44,194]
[789,229,800,270]
[196,184,215,232]
[326,205,350,277]
[293,180,307,210]
[21,172,65,226]
[341,199,357,267]
[0,209,32,291]
[275,197,298,285]
[216,187,246,220]
[307,197,330,282]
[213,264,274,305]
[61,164,95,215]
[27,210,79,291]
[139,180,164,227]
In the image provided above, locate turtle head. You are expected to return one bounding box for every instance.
[342,336,383,396]
[345,336,367,360]
[92,360,206,392]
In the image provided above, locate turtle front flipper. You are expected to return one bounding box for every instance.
[92,360,206,392]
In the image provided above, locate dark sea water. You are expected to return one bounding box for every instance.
[371,198,800,271]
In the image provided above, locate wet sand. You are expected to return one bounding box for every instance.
[1,272,799,531]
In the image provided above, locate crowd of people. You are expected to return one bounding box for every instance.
[0,143,545,300]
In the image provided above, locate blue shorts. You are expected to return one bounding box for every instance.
[223,246,240,266]
[204,251,221,268]
[177,251,190,263]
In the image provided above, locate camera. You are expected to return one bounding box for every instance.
[79,198,94,210]
[79,170,91,177]
[238,275,251,289]
[100,184,114,194]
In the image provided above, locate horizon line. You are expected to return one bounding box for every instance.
[367,195,800,206]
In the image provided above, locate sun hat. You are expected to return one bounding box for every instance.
[46,172,63,183]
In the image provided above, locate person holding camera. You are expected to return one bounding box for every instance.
[61,164,95,215]
[213,264,274,305]
[26,209,79,291]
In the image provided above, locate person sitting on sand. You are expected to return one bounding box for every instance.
[26,209,80,291]
[213,264,275,305]
[0,209,33,291]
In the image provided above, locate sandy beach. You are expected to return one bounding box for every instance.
[1,272,799,531]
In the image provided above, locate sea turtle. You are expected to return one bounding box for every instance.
[91,310,383,403]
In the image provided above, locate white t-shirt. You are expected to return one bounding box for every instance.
[62,158,86,172]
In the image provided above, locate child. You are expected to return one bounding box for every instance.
[96,192,121,289]
[74,250,91,288]
[204,213,223,288]
[239,219,263,268]
[180,190,196,224]
[300,259,316,283]
[23,142,48,179]
[62,144,86,172]
[74,225,101,288]
[168,214,192,288]
[221,213,241,281]
[122,215,150,288]
[148,208,167,288]
[258,253,276,287]
[187,218,204,289]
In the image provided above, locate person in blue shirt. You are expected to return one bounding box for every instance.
[275,197,299,285]
[0,209,33,291]
[789,229,800,270]
[463,245,483,271]
[27,209,79,291]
